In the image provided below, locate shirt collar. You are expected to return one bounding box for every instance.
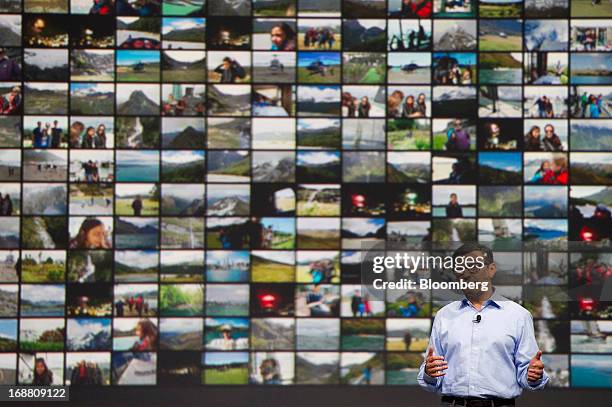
[489,289,508,308]
[459,289,506,310]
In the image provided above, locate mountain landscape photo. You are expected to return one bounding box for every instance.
[387,161,429,183]
[343,20,385,51]
[163,125,205,149]
[252,156,295,182]
[70,50,114,81]
[207,195,250,217]
[162,155,205,182]
[0,17,20,46]
[162,195,205,216]
[435,25,476,50]
[118,90,160,115]
[207,86,250,116]
[162,52,207,82]
[208,151,250,181]
[570,122,612,150]
[71,84,114,115]
[67,322,111,351]
[24,50,68,81]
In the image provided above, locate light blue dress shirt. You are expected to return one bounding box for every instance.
[417,292,549,399]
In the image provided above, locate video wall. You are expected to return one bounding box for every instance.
[0,0,610,388]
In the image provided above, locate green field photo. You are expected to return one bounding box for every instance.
[571,0,612,17]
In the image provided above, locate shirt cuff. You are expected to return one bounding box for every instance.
[527,378,542,386]
[423,373,438,385]
[525,374,548,390]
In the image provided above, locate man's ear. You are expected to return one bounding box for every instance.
[487,262,497,279]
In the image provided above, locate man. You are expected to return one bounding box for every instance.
[533,96,548,118]
[115,299,124,317]
[51,120,63,148]
[131,196,143,216]
[246,217,263,249]
[351,290,362,317]
[417,24,426,48]
[84,161,94,183]
[0,48,21,81]
[549,157,568,185]
[418,243,548,406]
[580,92,589,117]
[445,193,463,218]
[218,324,237,350]
[214,57,246,83]
[404,332,413,350]
[2,193,13,216]
[32,121,43,148]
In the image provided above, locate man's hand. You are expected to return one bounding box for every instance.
[527,350,544,382]
[425,347,448,378]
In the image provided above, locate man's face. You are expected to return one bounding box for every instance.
[454,250,496,294]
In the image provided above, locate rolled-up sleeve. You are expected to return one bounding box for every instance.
[515,312,549,391]
[417,313,443,392]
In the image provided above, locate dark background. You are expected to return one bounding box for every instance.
[14,386,608,406]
